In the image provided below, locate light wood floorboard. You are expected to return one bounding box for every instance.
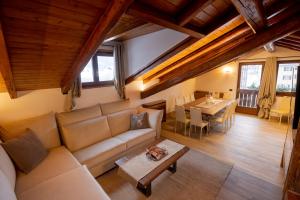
[162,113,287,187]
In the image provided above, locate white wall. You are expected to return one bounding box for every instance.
[195,62,239,96]
[0,87,120,123]
[195,46,300,96]
[125,78,196,113]
[124,28,188,78]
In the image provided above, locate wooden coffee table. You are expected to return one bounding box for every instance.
[115,139,189,196]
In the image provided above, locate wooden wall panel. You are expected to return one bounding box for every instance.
[0,0,106,92]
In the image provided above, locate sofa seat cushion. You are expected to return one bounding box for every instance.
[17,166,110,200]
[73,138,126,169]
[16,146,80,195]
[115,128,156,149]
[61,116,111,152]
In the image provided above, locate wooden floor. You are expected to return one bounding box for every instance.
[162,113,287,199]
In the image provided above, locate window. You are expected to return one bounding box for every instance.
[239,63,263,90]
[80,50,115,88]
[276,61,299,94]
[283,75,292,80]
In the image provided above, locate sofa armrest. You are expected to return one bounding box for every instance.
[138,107,163,139]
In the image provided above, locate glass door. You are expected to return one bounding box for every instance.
[236,62,264,115]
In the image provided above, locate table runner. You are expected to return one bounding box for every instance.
[118,140,184,185]
[196,99,224,109]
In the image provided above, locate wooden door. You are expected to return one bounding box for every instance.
[236,62,264,115]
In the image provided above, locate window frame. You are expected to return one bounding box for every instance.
[82,50,114,89]
[276,60,299,97]
[237,61,265,91]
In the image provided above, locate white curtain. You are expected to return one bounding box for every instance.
[113,42,126,99]
[257,57,277,118]
[64,77,81,111]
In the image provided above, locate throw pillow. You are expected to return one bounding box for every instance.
[1,129,48,174]
[130,112,150,130]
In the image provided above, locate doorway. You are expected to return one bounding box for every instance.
[236,62,264,115]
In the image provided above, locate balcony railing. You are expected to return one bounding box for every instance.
[237,89,258,108]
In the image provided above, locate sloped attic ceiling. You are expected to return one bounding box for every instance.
[0,0,134,98]
[0,0,299,99]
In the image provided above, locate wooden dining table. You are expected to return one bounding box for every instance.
[184,97,234,116]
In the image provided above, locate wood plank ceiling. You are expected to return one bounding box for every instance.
[0,0,299,98]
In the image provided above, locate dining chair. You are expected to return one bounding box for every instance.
[189,107,209,139]
[223,91,234,100]
[184,95,191,104]
[212,92,220,99]
[175,96,185,106]
[229,100,238,126]
[175,105,190,135]
[211,104,231,132]
[190,93,195,101]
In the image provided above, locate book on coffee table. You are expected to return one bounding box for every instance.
[146,145,168,161]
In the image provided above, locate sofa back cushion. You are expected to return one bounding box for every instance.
[56,104,102,127]
[107,109,137,136]
[100,100,131,115]
[61,116,111,152]
[0,169,17,200]
[0,140,16,188]
[0,112,60,149]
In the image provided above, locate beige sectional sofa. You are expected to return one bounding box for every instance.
[0,101,163,200]
[56,103,163,177]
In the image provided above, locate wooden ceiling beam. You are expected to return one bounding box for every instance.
[280,37,300,46]
[201,7,239,34]
[288,34,300,41]
[276,40,300,50]
[61,0,134,93]
[266,1,300,27]
[127,2,205,39]
[141,14,300,98]
[231,0,266,33]
[0,22,17,98]
[177,0,212,26]
[143,24,251,83]
[125,36,198,84]
[104,23,163,42]
[275,42,300,52]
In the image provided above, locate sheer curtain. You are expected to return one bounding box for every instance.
[112,42,126,99]
[64,77,81,111]
[257,57,277,118]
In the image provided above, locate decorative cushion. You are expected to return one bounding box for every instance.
[56,104,102,127]
[0,140,16,189]
[61,116,111,152]
[107,109,137,136]
[130,112,150,130]
[0,112,61,149]
[1,129,48,174]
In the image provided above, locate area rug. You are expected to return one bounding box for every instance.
[97,149,233,200]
